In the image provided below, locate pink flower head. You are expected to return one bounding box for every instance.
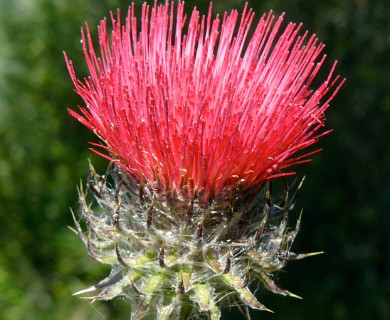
[65,1,344,201]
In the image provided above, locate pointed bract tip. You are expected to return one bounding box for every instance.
[73,286,98,296]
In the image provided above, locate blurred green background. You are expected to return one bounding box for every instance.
[0,0,389,319]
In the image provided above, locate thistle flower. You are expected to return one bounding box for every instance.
[65,1,344,319]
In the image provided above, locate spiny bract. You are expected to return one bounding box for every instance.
[72,163,318,319]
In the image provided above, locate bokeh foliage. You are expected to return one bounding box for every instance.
[0,0,389,319]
